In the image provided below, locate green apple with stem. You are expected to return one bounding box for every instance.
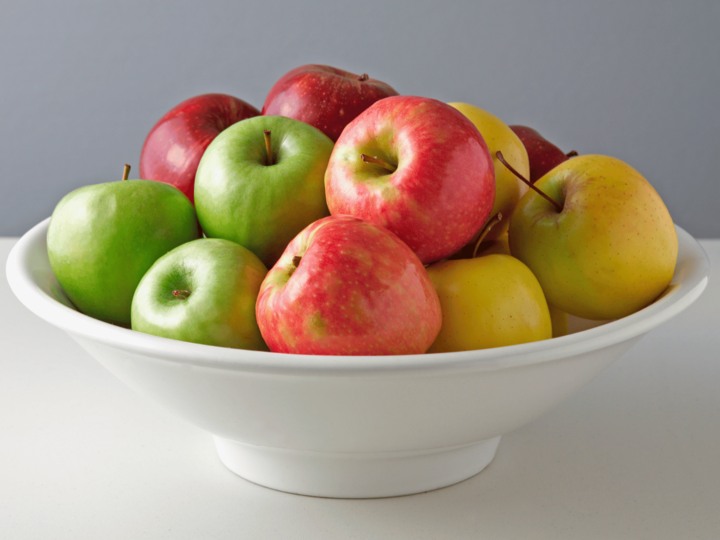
[47,165,201,327]
[131,238,268,350]
[506,153,678,320]
[194,115,334,268]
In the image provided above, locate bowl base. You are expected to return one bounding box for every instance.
[214,436,501,498]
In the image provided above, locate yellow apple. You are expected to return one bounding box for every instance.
[427,254,552,353]
[448,103,530,240]
[473,232,569,338]
[509,154,678,320]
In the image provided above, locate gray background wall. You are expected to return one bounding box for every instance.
[1,0,718,237]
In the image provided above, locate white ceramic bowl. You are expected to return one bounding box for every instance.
[6,218,710,498]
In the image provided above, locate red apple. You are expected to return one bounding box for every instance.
[325,96,495,264]
[509,125,576,183]
[261,64,398,141]
[256,215,442,356]
[139,94,260,204]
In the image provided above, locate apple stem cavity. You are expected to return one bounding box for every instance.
[263,130,273,166]
[360,153,396,173]
[358,73,369,81]
[122,164,131,181]
[496,151,563,213]
[472,213,503,258]
[292,255,302,268]
[172,289,190,300]
[566,150,579,158]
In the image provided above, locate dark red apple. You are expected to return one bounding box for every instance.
[256,215,442,355]
[261,64,398,141]
[509,125,576,183]
[325,96,495,264]
[139,94,260,204]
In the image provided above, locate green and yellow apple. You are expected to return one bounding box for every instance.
[194,115,334,268]
[427,254,551,353]
[448,103,530,241]
[132,238,268,350]
[509,154,678,320]
[47,178,201,327]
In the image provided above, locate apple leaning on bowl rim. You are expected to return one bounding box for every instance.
[5,218,710,498]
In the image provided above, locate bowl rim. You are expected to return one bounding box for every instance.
[6,218,710,376]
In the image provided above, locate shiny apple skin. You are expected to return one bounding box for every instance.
[139,94,260,204]
[256,215,442,356]
[262,64,398,141]
[509,125,570,183]
[325,96,495,264]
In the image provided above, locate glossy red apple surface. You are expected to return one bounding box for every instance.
[325,96,495,264]
[509,125,573,183]
[261,64,398,141]
[139,94,260,204]
[256,215,442,356]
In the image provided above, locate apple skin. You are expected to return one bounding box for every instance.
[194,115,334,268]
[132,238,268,350]
[256,215,442,356]
[509,154,678,320]
[139,94,260,204]
[509,125,571,183]
[449,103,530,241]
[47,180,201,327]
[325,96,495,264]
[427,254,551,353]
[262,64,398,142]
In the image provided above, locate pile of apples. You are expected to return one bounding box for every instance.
[46,64,678,356]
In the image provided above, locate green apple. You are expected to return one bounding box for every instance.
[427,254,551,352]
[47,179,201,327]
[509,154,678,320]
[194,115,334,267]
[131,238,268,350]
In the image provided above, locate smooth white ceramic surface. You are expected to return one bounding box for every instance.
[5,219,710,498]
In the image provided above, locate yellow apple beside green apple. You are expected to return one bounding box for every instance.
[448,103,530,241]
[509,154,677,320]
[426,254,551,353]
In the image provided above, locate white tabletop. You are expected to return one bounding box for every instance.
[1,238,719,539]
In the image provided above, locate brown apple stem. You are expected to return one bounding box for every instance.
[263,130,273,166]
[122,164,131,181]
[360,153,396,173]
[358,73,369,81]
[472,213,503,258]
[496,151,563,213]
[566,150,578,158]
[172,289,190,300]
[292,255,302,267]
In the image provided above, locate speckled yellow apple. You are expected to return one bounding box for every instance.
[509,154,678,320]
[427,254,551,353]
[448,103,530,240]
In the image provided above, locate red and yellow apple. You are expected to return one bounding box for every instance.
[256,215,442,355]
[325,96,495,264]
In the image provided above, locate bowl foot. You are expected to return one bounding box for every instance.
[214,435,501,498]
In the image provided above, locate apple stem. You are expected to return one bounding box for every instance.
[358,74,369,81]
[292,255,302,267]
[566,150,578,158]
[496,151,563,213]
[122,164,130,181]
[263,130,273,166]
[472,213,503,258]
[172,289,190,300]
[360,153,396,173]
